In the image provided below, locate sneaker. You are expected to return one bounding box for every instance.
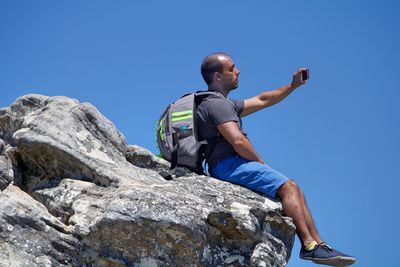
[300,243,356,266]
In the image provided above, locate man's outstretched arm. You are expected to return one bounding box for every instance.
[217,121,264,164]
[241,68,307,117]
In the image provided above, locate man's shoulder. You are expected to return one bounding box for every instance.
[200,94,244,113]
[198,94,225,108]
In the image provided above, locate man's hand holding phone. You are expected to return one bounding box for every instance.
[291,68,310,89]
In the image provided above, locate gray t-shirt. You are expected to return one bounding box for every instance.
[196,93,246,171]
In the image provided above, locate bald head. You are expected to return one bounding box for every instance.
[201,52,232,85]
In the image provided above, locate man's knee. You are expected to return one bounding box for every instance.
[277,179,299,197]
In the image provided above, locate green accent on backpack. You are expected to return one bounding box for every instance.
[171,109,192,117]
[158,118,166,141]
[171,114,193,122]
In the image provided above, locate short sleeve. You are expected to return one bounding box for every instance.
[231,99,244,115]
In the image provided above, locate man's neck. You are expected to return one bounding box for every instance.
[208,85,229,97]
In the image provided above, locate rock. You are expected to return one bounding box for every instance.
[0,185,78,267]
[126,144,169,170]
[0,155,13,191]
[0,139,13,191]
[126,144,193,177]
[0,94,296,266]
[0,138,4,154]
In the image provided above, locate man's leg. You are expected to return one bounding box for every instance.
[278,180,356,266]
[212,157,356,265]
[299,189,323,244]
[276,180,316,247]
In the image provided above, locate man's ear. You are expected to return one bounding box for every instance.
[214,72,222,81]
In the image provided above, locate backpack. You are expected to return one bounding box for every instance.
[156,91,221,180]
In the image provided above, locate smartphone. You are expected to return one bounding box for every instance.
[301,69,310,82]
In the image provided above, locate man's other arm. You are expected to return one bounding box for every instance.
[241,68,307,117]
[217,121,264,164]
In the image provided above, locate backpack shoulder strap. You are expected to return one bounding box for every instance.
[195,90,222,97]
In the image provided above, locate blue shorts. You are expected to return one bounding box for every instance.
[210,155,289,199]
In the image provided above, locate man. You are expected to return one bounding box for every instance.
[197,52,356,266]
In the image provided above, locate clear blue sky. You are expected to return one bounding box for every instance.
[1,1,399,266]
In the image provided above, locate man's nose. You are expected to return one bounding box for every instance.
[235,68,240,76]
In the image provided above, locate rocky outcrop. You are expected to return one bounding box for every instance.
[0,94,295,267]
[0,138,13,191]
